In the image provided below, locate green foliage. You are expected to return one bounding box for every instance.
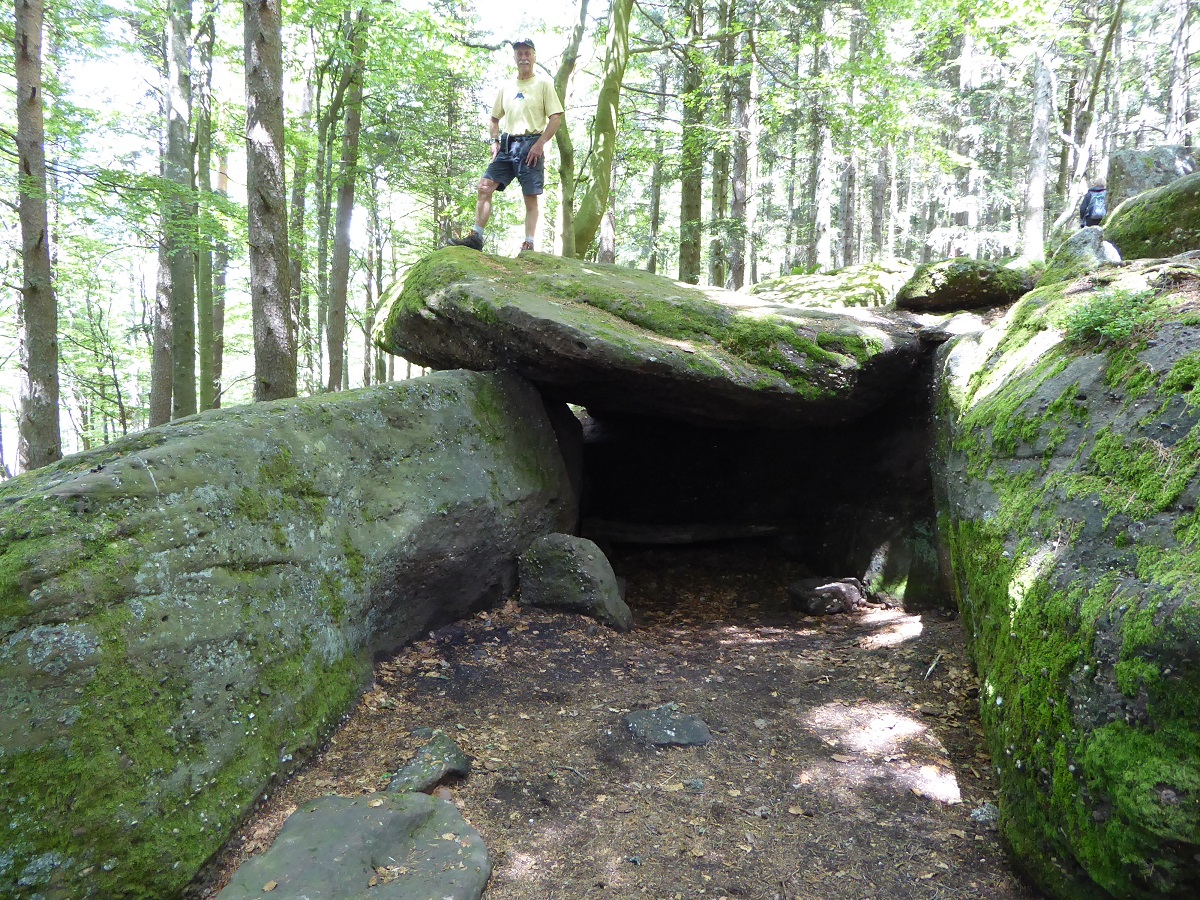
[1060,289,1160,349]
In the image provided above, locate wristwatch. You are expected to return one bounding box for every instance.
[488,137,500,145]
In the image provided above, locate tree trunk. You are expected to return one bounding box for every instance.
[150,240,173,426]
[598,209,616,263]
[746,40,761,284]
[708,0,733,287]
[553,0,588,259]
[572,0,634,255]
[870,146,887,259]
[167,0,196,419]
[15,0,61,470]
[326,10,367,393]
[677,0,705,284]
[808,4,835,272]
[196,1,216,411]
[839,157,856,268]
[290,52,315,392]
[1054,0,1125,231]
[1023,50,1053,261]
[729,19,751,289]
[244,0,295,400]
[647,64,667,274]
[1168,0,1190,144]
[213,155,228,407]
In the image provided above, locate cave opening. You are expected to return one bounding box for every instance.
[570,353,950,613]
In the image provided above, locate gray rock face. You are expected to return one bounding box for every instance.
[387,732,473,794]
[746,258,916,308]
[1108,145,1196,209]
[375,250,924,428]
[0,371,575,899]
[931,265,1200,899]
[787,577,880,615]
[623,704,713,747]
[1039,226,1122,286]
[216,792,490,900]
[519,533,633,632]
[895,258,1033,312]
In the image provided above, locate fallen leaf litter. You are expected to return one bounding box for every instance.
[188,542,1039,900]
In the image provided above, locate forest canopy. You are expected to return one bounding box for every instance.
[0,0,1191,474]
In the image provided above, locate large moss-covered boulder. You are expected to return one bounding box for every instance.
[1106,171,1200,260]
[745,258,916,308]
[0,371,575,899]
[1039,226,1122,287]
[375,249,923,428]
[933,261,1200,898]
[895,258,1033,312]
[1108,146,1196,209]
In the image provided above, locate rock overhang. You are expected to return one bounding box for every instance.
[375,249,928,429]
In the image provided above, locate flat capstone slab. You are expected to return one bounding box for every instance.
[623,703,713,747]
[216,792,490,900]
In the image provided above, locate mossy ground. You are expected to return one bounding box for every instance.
[940,273,1200,898]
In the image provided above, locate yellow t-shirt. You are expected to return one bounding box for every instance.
[491,73,564,137]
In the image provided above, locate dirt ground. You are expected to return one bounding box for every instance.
[189,541,1042,900]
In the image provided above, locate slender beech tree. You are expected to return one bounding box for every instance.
[195,0,217,411]
[149,239,173,425]
[1023,50,1053,261]
[14,0,60,471]
[553,0,589,259]
[213,155,228,407]
[327,10,367,393]
[647,64,668,275]
[1167,0,1190,144]
[709,0,734,287]
[572,0,634,256]
[166,0,196,419]
[244,0,295,400]
[678,0,705,284]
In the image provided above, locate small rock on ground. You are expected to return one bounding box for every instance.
[386,731,472,794]
[623,703,712,747]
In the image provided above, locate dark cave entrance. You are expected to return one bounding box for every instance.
[568,354,950,611]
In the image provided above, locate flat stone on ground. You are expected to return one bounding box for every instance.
[216,792,489,900]
[623,703,713,747]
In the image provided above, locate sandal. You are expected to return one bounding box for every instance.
[520,240,534,252]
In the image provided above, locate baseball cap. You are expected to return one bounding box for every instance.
[512,37,535,50]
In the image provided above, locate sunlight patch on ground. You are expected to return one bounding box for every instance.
[804,702,936,756]
[897,764,963,804]
[857,610,924,648]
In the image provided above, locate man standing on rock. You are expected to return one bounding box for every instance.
[448,38,563,254]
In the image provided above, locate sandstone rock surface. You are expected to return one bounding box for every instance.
[1108,145,1196,209]
[375,250,924,428]
[933,261,1200,898]
[0,371,574,898]
[746,258,915,308]
[519,533,633,631]
[216,792,489,900]
[895,258,1033,313]
[1106,170,1200,260]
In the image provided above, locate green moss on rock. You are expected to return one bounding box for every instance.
[935,269,1200,898]
[1105,171,1200,260]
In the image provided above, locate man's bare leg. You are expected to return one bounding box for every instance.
[522,193,539,250]
[476,178,499,229]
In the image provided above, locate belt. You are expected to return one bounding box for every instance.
[510,132,541,139]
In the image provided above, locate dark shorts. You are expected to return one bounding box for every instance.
[483,134,544,196]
